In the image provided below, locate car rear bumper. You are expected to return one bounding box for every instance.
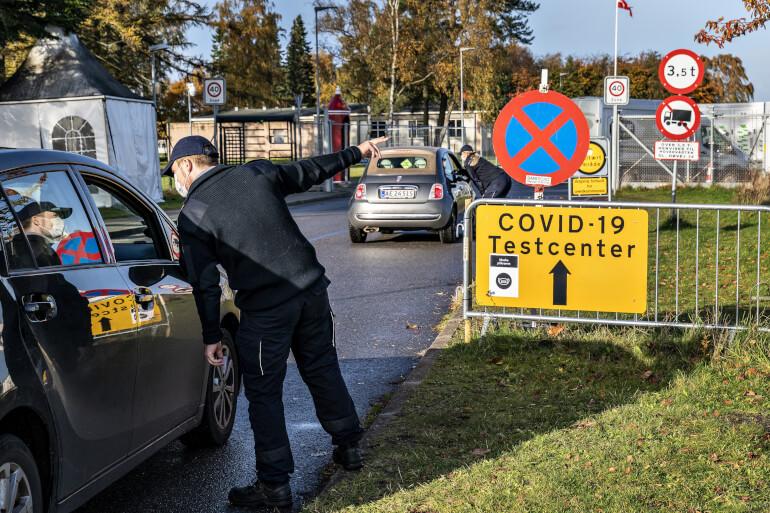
[348,201,452,230]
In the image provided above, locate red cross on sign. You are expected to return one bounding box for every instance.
[492,90,590,188]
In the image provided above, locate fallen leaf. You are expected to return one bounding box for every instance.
[723,399,733,405]
[624,466,632,474]
[574,419,597,429]
[608,466,616,473]
[547,324,565,337]
[626,455,634,463]
[709,453,721,462]
[660,398,673,406]
[487,356,504,365]
[406,323,419,330]
[641,370,654,381]
[471,448,490,456]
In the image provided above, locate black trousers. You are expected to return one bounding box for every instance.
[482,176,512,199]
[235,281,362,485]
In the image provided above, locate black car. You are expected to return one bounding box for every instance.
[0,150,240,513]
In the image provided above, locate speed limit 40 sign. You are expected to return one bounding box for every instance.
[604,76,629,106]
[203,78,226,106]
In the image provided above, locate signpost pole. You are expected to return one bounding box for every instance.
[611,0,620,201]
[213,105,219,149]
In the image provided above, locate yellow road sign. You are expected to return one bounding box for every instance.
[89,294,137,336]
[579,141,607,175]
[572,177,608,196]
[476,205,649,313]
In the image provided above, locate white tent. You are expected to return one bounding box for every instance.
[0,28,162,200]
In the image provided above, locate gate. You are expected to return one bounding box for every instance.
[219,125,245,165]
[618,112,768,188]
[462,198,770,339]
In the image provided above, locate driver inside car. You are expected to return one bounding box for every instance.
[10,198,72,268]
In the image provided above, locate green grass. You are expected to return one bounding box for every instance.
[306,323,770,513]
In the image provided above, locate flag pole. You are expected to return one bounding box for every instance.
[610,0,620,201]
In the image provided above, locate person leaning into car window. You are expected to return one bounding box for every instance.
[10,198,72,268]
[165,134,388,511]
[459,144,512,199]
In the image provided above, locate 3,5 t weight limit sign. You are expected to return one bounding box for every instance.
[659,49,704,94]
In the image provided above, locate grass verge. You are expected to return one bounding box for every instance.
[306,323,770,513]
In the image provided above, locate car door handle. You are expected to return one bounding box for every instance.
[134,288,155,308]
[22,295,58,322]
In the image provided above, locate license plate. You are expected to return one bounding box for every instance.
[380,188,415,199]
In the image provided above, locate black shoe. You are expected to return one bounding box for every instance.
[228,481,292,510]
[333,443,363,471]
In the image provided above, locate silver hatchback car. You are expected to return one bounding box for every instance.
[348,146,474,243]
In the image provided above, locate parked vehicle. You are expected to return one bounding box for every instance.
[0,149,240,513]
[347,147,474,243]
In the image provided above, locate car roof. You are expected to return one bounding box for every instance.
[0,148,120,175]
[378,146,446,157]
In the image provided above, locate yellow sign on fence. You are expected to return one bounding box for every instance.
[476,205,649,313]
[572,177,609,196]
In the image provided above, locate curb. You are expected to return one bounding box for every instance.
[317,307,464,494]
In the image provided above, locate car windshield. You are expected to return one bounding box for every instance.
[368,153,435,175]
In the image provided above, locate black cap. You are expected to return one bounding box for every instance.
[163,135,219,176]
[460,144,474,154]
[17,199,72,224]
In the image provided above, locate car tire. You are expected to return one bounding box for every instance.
[439,211,458,244]
[0,434,43,513]
[181,330,240,447]
[349,224,367,243]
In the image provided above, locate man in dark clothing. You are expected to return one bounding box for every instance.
[10,199,72,268]
[166,135,387,510]
[459,144,512,198]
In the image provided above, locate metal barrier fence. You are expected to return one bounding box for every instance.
[462,198,770,337]
[619,113,768,187]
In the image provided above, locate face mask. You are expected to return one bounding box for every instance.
[174,174,188,198]
[41,216,65,242]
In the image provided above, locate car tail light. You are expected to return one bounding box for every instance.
[429,183,444,200]
[354,183,367,201]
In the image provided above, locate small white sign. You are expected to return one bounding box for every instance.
[488,254,519,298]
[654,141,700,161]
[525,175,552,186]
[203,78,226,105]
[604,76,630,106]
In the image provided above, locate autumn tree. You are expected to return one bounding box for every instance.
[211,0,282,109]
[694,54,754,102]
[77,0,210,97]
[283,16,315,106]
[0,0,92,77]
[696,0,770,47]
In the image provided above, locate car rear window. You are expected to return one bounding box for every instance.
[368,154,435,175]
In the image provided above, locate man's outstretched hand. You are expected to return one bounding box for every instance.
[357,137,389,160]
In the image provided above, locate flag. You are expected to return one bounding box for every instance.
[618,0,633,17]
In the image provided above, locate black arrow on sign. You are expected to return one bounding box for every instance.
[550,260,571,306]
[99,317,112,332]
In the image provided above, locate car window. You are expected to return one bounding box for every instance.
[368,154,436,176]
[442,156,455,181]
[1,171,103,270]
[83,177,169,262]
[0,194,28,272]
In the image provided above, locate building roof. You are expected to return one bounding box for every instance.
[0,28,143,102]
[216,103,368,123]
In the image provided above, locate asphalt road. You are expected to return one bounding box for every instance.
[77,196,463,512]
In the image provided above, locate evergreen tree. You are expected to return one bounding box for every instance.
[211,0,283,108]
[284,15,315,106]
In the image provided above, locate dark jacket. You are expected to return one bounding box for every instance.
[178,147,363,344]
[463,154,511,193]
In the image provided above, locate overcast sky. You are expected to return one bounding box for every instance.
[185,0,770,101]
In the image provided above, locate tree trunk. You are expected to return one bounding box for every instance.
[422,83,430,145]
[434,93,453,146]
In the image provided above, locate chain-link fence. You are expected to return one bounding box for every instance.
[618,111,769,187]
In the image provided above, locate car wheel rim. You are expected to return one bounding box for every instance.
[212,344,236,430]
[0,461,33,513]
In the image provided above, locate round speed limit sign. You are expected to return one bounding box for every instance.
[659,49,704,94]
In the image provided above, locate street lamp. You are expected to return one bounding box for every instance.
[559,72,569,90]
[459,47,476,147]
[186,81,196,136]
[149,43,169,107]
[315,4,338,191]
